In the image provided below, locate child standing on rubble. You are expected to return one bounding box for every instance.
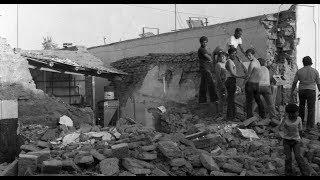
[214,49,228,115]
[278,103,311,176]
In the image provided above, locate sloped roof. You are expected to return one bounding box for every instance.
[20,46,127,75]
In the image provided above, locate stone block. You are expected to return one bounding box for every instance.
[20,144,41,152]
[111,143,130,158]
[75,155,94,165]
[90,149,106,161]
[122,158,153,175]
[137,152,157,160]
[141,144,157,151]
[187,154,202,167]
[242,116,258,127]
[41,129,58,141]
[100,158,119,176]
[41,159,62,174]
[18,154,38,176]
[210,170,237,176]
[79,123,92,133]
[158,141,183,159]
[151,167,168,176]
[170,158,187,167]
[222,163,243,174]
[200,153,220,171]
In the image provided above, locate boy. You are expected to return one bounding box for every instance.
[278,103,310,176]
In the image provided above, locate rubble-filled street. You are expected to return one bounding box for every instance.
[13,102,320,176]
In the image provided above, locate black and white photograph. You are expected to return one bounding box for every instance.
[0,3,320,176]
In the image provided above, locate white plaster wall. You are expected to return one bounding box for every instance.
[89,16,269,65]
[296,4,320,123]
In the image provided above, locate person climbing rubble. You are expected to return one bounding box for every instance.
[290,56,320,134]
[243,48,264,120]
[278,103,311,176]
[214,49,228,115]
[225,47,244,121]
[257,58,277,120]
[225,28,246,56]
[197,36,218,108]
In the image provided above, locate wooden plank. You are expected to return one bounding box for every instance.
[0,159,18,176]
[185,131,208,140]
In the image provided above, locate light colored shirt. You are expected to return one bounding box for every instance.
[225,59,236,78]
[215,62,227,84]
[247,58,261,83]
[259,66,270,86]
[294,66,320,91]
[226,35,242,51]
[279,116,302,140]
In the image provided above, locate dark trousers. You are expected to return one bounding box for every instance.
[198,69,218,103]
[283,139,310,176]
[259,85,277,118]
[245,82,265,119]
[298,89,316,130]
[225,77,236,119]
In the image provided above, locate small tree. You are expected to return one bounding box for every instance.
[42,36,58,50]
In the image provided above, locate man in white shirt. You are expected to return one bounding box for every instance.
[244,48,265,119]
[226,28,245,56]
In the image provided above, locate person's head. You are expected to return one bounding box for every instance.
[302,56,313,66]
[285,103,299,120]
[234,28,243,39]
[228,47,237,60]
[258,58,266,66]
[245,48,255,61]
[217,51,228,63]
[199,36,208,47]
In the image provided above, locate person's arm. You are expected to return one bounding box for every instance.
[238,44,246,56]
[244,61,253,80]
[204,54,213,63]
[226,60,241,78]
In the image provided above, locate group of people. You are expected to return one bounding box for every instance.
[197,28,276,122]
[197,28,320,176]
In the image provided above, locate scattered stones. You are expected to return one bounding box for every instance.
[199,153,220,171]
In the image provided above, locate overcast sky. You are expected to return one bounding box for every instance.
[0,4,292,50]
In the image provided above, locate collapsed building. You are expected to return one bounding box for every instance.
[89,5,298,126]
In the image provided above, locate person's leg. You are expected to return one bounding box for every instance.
[230,78,237,119]
[253,83,265,119]
[261,86,276,119]
[245,82,254,119]
[206,71,219,103]
[306,90,316,131]
[283,139,293,176]
[226,78,236,119]
[293,140,311,176]
[199,70,208,103]
[299,90,307,126]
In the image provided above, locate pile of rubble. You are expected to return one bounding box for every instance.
[14,111,319,176]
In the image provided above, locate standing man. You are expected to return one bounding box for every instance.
[197,36,218,104]
[225,47,243,121]
[244,48,265,119]
[226,28,246,56]
[290,56,320,133]
[258,58,277,119]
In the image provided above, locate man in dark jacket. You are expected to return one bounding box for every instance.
[197,36,218,104]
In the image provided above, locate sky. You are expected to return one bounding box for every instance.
[0,4,292,50]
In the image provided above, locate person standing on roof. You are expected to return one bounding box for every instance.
[225,47,244,121]
[244,48,265,120]
[197,36,218,105]
[290,56,320,134]
[226,28,246,56]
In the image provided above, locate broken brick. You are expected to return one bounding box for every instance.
[99,158,120,176]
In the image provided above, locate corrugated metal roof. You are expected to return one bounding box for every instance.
[20,46,127,75]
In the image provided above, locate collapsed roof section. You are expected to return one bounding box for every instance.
[20,46,127,78]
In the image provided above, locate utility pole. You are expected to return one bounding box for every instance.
[17,4,19,48]
[174,4,177,31]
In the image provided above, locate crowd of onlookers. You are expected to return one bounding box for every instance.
[197,28,320,176]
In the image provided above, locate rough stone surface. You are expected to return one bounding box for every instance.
[200,153,220,171]
[99,158,120,176]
